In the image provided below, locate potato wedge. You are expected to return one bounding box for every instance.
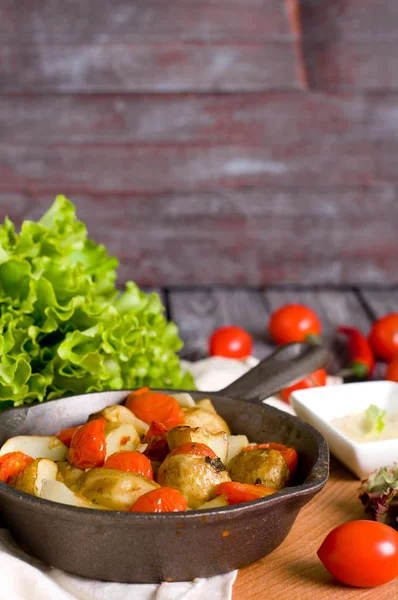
[104,423,140,459]
[167,426,228,463]
[75,468,159,511]
[10,458,58,497]
[89,405,149,437]
[0,436,68,462]
[226,435,250,464]
[41,480,107,510]
[195,399,217,414]
[182,407,230,435]
[199,495,229,509]
[57,461,85,489]
[169,393,196,409]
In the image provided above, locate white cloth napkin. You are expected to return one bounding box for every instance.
[0,356,340,600]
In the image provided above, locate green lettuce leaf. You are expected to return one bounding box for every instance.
[364,404,386,436]
[0,195,194,406]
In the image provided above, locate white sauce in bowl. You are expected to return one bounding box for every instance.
[331,411,398,443]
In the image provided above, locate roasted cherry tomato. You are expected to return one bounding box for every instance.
[104,451,153,480]
[280,368,327,404]
[369,313,398,362]
[318,521,398,587]
[55,425,82,447]
[142,421,169,462]
[209,326,253,359]
[269,304,321,344]
[215,482,276,504]
[67,418,106,469]
[125,388,183,430]
[386,355,398,382]
[168,442,217,459]
[129,487,187,513]
[242,443,298,476]
[0,452,34,483]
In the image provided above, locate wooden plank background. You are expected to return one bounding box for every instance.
[0,1,397,286]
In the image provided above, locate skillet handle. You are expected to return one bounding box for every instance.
[220,342,329,404]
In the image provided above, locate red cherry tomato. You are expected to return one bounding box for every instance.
[67,418,106,469]
[215,482,276,504]
[386,355,398,382]
[56,425,82,447]
[209,326,253,359]
[0,452,34,483]
[129,487,187,513]
[280,368,327,404]
[242,443,298,477]
[104,451,153,480]
[318,521,398,587]
[168,442,217,459]
[269,304,321,345]
[125,388,183,430]
[369,313,398,362]
[142,421,169,462]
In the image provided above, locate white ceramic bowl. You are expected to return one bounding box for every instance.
[291,380,398,480]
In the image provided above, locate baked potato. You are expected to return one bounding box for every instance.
[227,448,289,489]
[182,407,230,436]
[74,468,159,511]
[157,453,231,509]
[57,461,85,488]
[0,435,68,462]
[166,426,228,463]
[10,458,58,497]
[104,422,140,459]
[41,479,107,510]
[89,405,149,437]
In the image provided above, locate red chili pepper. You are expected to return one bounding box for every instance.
[337,326,375,379]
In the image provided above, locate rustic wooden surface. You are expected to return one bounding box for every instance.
[234,459,398,600]
[1,1,398,286]
[169,287,398,599]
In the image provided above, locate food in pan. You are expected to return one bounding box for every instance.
[0,389,298,512]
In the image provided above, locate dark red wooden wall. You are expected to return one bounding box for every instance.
[0,1,397,286]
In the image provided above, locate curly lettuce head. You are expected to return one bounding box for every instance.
[0,196,194,406]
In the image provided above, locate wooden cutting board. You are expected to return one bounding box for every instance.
[233,457,398,600]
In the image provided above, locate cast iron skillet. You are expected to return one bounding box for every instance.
[0,342,329,583]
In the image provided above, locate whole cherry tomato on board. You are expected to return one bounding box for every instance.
[0,452,34,483]
[67,418,106,470]
[129,487,187,513]
[369,313,398,362]
[269,304,321,345]
[209,326,253,359]
[215,482,276,505]
[280,368,327,404]
[125,388,183,430]
[318,521,398,587]
[104,451,154,480]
